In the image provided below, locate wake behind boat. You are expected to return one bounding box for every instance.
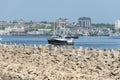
[48,36,74,45]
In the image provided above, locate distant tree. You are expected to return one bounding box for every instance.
[0,26,5,30]
[47,26,54,30]
[92,23,114,29]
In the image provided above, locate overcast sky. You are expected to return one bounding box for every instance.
[0,0,120,23]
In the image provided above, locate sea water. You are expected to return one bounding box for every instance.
[0,35,120,50]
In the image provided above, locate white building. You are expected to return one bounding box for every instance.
[27,29,52,35]
[115,20,120,29]
[5,26,25,32]
[0,30,10,35]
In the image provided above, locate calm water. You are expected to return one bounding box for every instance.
[0,35,120,50]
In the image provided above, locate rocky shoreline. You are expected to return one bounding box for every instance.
[0,44,120,80]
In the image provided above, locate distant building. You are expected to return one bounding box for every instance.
[78,17,91,28]
[55,18,68,27]
[5,26,25,32]
[0,21,9,26]
[55,18,68,35]
[115,20,120,29]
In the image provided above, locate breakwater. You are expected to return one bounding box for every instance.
[0,43,120,80]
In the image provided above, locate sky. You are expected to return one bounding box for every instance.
[0,0,120,23]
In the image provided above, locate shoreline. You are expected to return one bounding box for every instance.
[0,44,120,80]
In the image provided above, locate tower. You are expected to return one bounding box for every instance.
[115,20,120,29]
[78,17,91,28]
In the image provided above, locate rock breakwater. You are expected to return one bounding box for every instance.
[0,44,120,80]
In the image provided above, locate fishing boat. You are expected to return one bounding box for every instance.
[110,33,120,39]
[48,36,74,45]
[48,23,74,45]
[64,34,79,39]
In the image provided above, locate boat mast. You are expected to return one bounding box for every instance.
[53,22,56,36]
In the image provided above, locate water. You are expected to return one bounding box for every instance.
[74,36,120,50]
[0,35,120,50]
